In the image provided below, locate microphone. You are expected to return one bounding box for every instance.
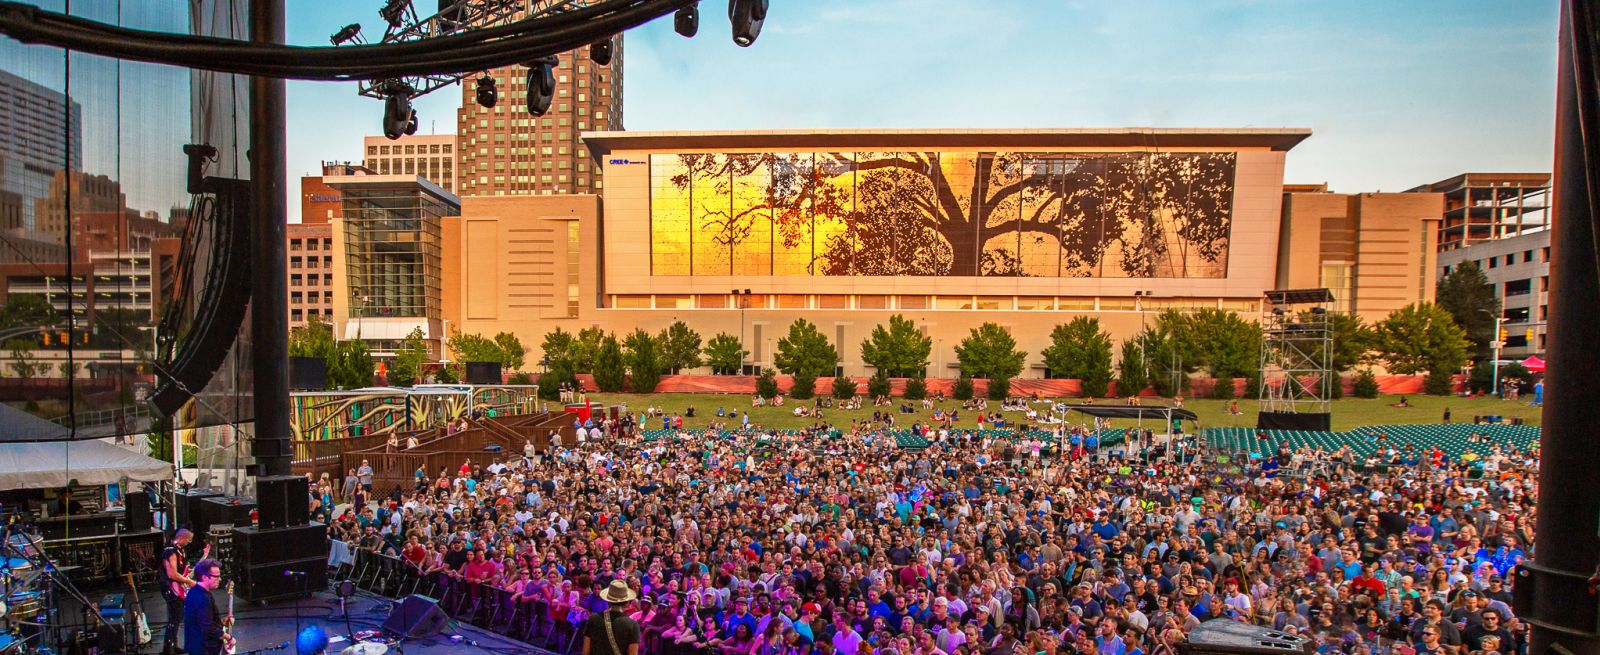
[284,570,307,577]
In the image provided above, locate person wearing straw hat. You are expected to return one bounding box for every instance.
[585,580,641,655]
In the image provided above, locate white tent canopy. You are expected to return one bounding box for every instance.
[0,439,173,490]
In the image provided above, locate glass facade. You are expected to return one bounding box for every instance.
[649,151,1238,278]
[0,0,252,443]
[341,186,455,319]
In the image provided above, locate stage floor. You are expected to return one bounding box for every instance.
[129,585,556,655]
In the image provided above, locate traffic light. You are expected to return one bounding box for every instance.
[40,330,50,346]
[1525,328,1535,342]
[58,331,69,345]
[1499,328,1509,342]
[82,331,90,344]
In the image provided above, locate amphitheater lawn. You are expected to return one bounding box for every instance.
[583,392,1542,433]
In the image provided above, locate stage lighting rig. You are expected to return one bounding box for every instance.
[378,80,418,140]
[729,0,767,47]
[475,74,498,108]
[329,23,363,46]
[380,0,414,28]
[590,35,615,66]
[526,55,558,116]
[674,4,699,37]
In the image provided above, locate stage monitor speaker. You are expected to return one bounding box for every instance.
[1256,411,1331,432]
[1182,619,1314,655]
[174,488,222,532]
[235,555,327,603]
[383,595,448,639]
[255,475,310,529]
[124,491,152,532]
[465,361,501,385]
[290,356,328,390]
[235,523,327,565]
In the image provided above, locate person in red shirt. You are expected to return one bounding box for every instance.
[403,536,428,573]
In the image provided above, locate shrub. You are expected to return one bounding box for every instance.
[903,377,927,400]
[1150,371,1178,398]
[791,373,817,400]
[1209,377,1235,400]
[1352,369,1379,398]
[508,371,534,385]
[755,368,779,399]
[1244,375,1261,398]
[1423,368,1455,396]
[952,376,974,401]
[866,374,891,399]
[1325,374,1344,400]
[986,377,1010,400]
[832,377,858,399]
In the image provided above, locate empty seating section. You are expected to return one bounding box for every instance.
[1203,423,1539,458]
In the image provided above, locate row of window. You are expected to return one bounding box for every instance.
[289,273,335,286]
[290,308,333,322]
[289,238,332,251]
[607,294,1260,313]
[367,143,453,156]
[290,291,334,304]
[289,256,334,268]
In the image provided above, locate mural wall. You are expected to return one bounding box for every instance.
[649,151,1238,279]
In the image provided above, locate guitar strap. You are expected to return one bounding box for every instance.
[603,610,624,655]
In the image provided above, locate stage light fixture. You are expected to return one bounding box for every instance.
[329,24,361,46]
[525,56,557,116]
[379,0,412,28]
[728,0,768,47]
[380,82,416,140]
[475,75,498,108]
[674,4,700,37]
[590,36,615,66]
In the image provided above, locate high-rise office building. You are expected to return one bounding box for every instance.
[362,134,457,193]
[455,41,621,197]
[0,69,82,234]
[1408,173,1551,252]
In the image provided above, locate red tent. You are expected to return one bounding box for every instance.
[1521,356,1545,372]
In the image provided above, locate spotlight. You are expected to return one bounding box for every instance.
[475,75,498,109]
[590,36,615,66]
[674,4,699,37]
[728,0,768,47]
[329,23,361,46]
[380,0,411,28]
[525,56,557,116]
[380,82,415,140]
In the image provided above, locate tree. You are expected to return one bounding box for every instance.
[1468,361,1532,395]
[571,327,606,374]
[833,377,858,399]
[754,368,779,399]
[592,333,626,392]
[774,318,838,378]
[508,371,534,385]
[88,307,152,349]
[1372,303,1471,376]
[859,314,931,378]
[390,327,429,387]
[657,151,1238,279]
[1322,312,1375,372]
[1424,368,1456,396]
[1138,326,1183,397]
[1352,369,1379,398]
[657,321,703,374]
[57,361,81,379]
[622,329,661,393]
[1040,318,1114,397]
[703,332,747,375]
[540,327,575,368]
[1117,339,1149,397]
[493,332,527,371]
[866,373,891,399]
[987,376,1011,400]
[951,375,975,401]
[449,330,504,367]
[329,339,375,389]
[537,357,577,400]
[1183,309,1259,380]
[0,294,58,330]
[903,377,927,400]
[791,374,817,400]
[6,338,40,379]
[289,313,337,360]
[954,323,1027,381]
[1436,261,1499,354]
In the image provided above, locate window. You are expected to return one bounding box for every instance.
[613,296,651,309]
[1016,297,1054,310]
[654,295,692,309]
[1524,250,1533,263]
[774,295,808,309]
[1542,246,1551,262]
[816,295,849,309]
[935,296,973,311]
[1504,279,1531,297]
[975,298,1010,310]
[857,296,890,309]
[1488,258,1497,269]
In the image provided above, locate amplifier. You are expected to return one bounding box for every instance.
[234,523,326,564]
[174,488,222,532]
[197,496,256,535]
[235,555,327,603]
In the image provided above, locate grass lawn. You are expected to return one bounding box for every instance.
[584,392,1542,433]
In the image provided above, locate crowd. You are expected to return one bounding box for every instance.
[320,403,1539,655]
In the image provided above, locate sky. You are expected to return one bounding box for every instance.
[285,0,1560,223]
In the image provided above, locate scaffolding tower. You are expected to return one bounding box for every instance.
[1259,289,1335,422]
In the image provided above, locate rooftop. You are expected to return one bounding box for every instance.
[580,127,1313,155]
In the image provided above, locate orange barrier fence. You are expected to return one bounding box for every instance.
[553,373,1451,397]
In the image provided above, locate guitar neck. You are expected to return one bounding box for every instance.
[225,581,235,634]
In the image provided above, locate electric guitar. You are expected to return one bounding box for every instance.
[223,580,236,655]
[124,571,152,645]
[168,543,213,599]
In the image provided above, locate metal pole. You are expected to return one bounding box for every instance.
[249,0,292,478]
[1528,2,1600,653]
[1492,316,1504,397]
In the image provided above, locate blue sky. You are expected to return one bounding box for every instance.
[286,0,1559,222]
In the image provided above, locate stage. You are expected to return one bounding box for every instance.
[123,584,557,655]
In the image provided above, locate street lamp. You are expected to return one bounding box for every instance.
[731,289,752,374]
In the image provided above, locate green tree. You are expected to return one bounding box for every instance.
[57,361,81,379]
[1435,261,1499,354]
[508,371,534,385]
[703,332,746,375]
[592,333,626,392]
[774,318,838,378]
[288,313,337,360]
[623,329,662,393]
[791,374,817,400]
[903,377,927,400]
[0,294,58,330]
[1352,369,1379,398]
[329,339,375,389]
[1117,339,1149,397]
[1185,309,1260,379]
[1322,312,1375,372]
[866,373,891,399]
[859,314,931,378]
[1468,360,1532,395]
[493,332,527,371]
[833,376,858,399]
[1372,302,1470,375]
[987,376,1011,400]
[6,338,40,379]
[951,375,974,401]
[1424,368,1456,396]
[954,323,1026,380]
[1138,327,1183,397]
[389,327,429,387]
[537,357,577,400]
[657,321,703,374]
[754,368,779,399]
[448,329,504,366]
[540,327,575,368]
[1040,318,1114,397]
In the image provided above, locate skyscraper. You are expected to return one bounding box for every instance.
[362,134,457,193]
[0,69,82,233]
[454,41,621,197]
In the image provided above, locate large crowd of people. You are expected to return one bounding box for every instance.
[320,401,1538,655]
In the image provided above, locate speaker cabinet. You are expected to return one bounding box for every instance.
[174,488,222,532]
[198,496,256,534]
[235,523,326,565]
[465,361,501,385]
[123,491,152,532]
[382,595,448,639]
[235,555,326,603]
[1182,619,1314,655]
[255,475,309,529]
[290,356,328,390]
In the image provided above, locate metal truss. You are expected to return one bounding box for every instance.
[1259,290,1335,416]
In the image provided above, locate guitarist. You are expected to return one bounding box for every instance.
[160,529,205,655]
[183,558,232,655]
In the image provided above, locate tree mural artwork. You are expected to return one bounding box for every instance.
[649,150,1237,278]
